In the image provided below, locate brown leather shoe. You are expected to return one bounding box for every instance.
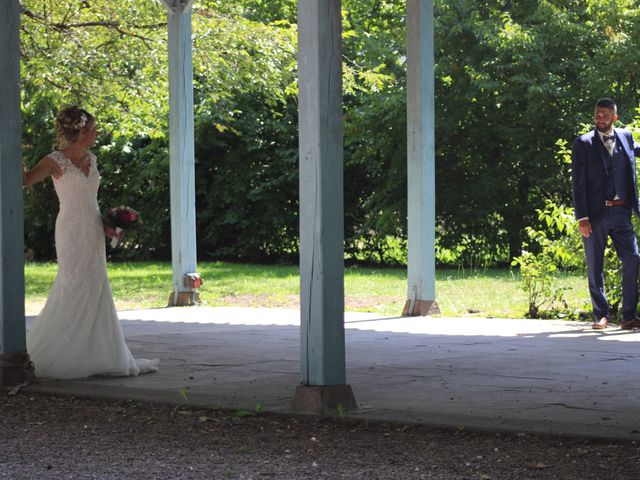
[592,317,608,330]
[620,318,640,330]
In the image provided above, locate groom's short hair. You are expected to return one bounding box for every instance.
[596,98,617,114]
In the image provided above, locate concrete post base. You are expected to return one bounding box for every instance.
[292,384,357,414]
[167,291,200,307]
[402,299,440,316]
[0,352,34,387]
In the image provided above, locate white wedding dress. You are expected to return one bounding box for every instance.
[27,151,159,379]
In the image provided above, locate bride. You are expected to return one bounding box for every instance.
[23,106,158,379]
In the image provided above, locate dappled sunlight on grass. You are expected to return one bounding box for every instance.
[24,262,590,319]
[437,269,523,317]
[435,268,589,318]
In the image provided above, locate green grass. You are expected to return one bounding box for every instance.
[24,261,591,318]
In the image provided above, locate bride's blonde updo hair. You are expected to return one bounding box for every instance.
[54,106,95,150]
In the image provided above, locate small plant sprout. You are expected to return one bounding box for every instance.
[178,387,189,402]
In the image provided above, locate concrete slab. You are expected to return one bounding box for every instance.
[24,307,640,440]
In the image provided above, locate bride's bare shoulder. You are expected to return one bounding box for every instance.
[42,153,65,179]
[23,153,64,187]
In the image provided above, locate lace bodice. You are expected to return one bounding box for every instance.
[48,150,105,289]
[49,150,100,214]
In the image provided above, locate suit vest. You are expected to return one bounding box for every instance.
[605,139,630,201]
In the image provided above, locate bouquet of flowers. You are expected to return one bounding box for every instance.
[103,206,140,247]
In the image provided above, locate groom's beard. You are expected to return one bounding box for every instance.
[596,121,614,133]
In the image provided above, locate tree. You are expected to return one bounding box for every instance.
[434,0,640,262]
[20,0,300,261]
[20,0,640,266]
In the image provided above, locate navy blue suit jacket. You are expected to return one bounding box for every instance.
[571,128,640,222]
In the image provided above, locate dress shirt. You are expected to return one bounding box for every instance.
[598,129,616,156]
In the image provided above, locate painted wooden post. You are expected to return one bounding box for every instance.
[403,0,439,316]
[161,0,200,306]
[0,0,30,386]
[292,0,356,414]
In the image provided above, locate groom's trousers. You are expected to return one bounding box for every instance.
[583,205,640,322]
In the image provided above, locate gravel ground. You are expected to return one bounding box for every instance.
[2,391,640,479]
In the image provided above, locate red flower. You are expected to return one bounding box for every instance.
[106,206,140,229]
[117,209,137,225]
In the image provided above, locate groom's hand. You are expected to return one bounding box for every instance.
[578,219,592,238]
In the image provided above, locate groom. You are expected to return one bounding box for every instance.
[572,98,640,330]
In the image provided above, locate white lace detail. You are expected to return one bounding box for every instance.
[49,150,96,178]
[48,151,103,292]
[26,151,159,379]
[48,151,71,174]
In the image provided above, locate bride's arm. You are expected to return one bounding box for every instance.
[23,156,62,187]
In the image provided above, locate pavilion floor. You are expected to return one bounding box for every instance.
[25,307,640,440]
